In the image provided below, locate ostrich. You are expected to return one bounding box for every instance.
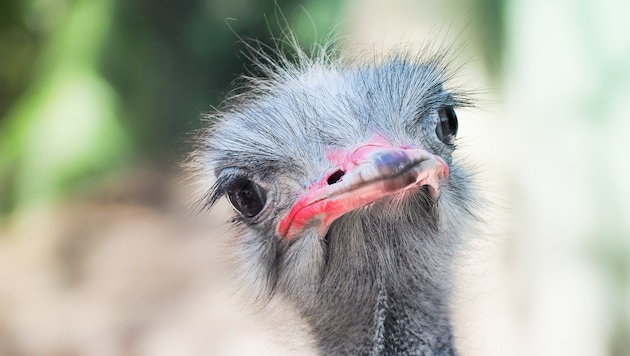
[192,37,478,355]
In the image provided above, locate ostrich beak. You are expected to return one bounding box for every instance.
[277,137,449,239]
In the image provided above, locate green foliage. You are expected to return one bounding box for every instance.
[0,0,131,216]
[0,0,346,219]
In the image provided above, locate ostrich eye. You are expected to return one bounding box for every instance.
[436,105,458,145]
[226,178,267,218]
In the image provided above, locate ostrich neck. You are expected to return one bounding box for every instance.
[310,274,457,355]
[366,280,457,355]
[308,221,459,355]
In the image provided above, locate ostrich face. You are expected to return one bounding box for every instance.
[198,54,472,299]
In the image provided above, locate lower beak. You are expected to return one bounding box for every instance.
[277,140,448,239]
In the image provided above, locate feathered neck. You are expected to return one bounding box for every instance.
[297,202,461,355]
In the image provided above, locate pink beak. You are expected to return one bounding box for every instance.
[277,136,449,239]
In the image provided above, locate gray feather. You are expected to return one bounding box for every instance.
[191,36,478,355]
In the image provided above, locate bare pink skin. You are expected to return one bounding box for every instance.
[277,136,449,239]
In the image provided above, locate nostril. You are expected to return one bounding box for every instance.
[327,169,345,185]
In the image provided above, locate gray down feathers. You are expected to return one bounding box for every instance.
[193,40,478,355]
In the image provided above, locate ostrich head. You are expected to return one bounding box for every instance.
[193,40,477,354]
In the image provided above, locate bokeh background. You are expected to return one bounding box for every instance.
[0,0,628,355]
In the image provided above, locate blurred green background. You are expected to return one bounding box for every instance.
[0,0,507,219]
[0,0,350,217]
[0,0,629,355]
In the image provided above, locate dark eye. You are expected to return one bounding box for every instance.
[436,105,458,145]
[226,178,267,218]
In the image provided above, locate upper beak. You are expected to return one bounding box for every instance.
[277,137,449,239]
